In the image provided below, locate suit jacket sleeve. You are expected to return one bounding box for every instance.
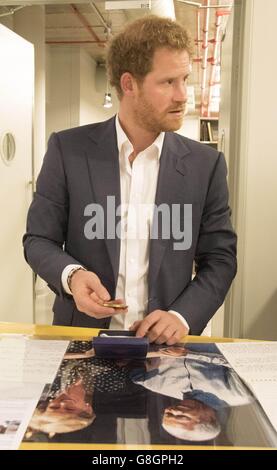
[23,132,82,298]
[169,152,237,335]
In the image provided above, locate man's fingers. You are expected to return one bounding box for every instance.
[129,321,141,331]
[77,294,115,318]
[135,311,161,338]
[165,330,182,346]
[71,270,128,318]
[133,310,187,344]
[157,325,179,345]
[70,270,110,302]
[88,273,110,302]
[146,320,169,343]
[75,290,123,318]
[92,294,128,314]
[111,298,125,305]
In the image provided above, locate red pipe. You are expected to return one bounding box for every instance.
[206,7,232,115]
[196,9,201,87]
[200,0,210,117]
[207,12,222,115]
[216,10,231,17]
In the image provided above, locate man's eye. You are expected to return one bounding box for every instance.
[167,80,173,85]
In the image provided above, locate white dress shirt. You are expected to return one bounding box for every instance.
[133,356,253,406]
[62,116,189,332]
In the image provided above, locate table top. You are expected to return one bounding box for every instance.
[0,322,264,451]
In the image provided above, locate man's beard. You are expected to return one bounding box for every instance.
[135,92,185,133]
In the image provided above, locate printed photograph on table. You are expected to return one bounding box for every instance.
[23,341,277,448]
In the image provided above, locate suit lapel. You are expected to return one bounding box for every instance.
[85,117,121,285]
[148,132,191,293]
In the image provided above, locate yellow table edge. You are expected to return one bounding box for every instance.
[0,321,249,343]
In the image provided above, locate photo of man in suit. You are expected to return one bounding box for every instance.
[23,15,237,343]
[131,343,255,443]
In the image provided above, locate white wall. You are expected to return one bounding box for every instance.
[176,116,199,141]
[46,46,119,140]
[46,46,80,139]
[228,0,277,340]
[80,49,118,125]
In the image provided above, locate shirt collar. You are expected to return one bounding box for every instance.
[115,114,165,160]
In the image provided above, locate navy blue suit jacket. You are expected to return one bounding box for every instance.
[23,116,237,334]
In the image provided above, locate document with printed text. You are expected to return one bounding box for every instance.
[0,335,69,449]
[217,342,277,432]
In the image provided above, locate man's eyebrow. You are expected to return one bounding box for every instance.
[161,73,190,81]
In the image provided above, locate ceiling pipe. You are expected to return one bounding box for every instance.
[196,9,201,84]
[70,3,104,47]
[200,0,210,117]
[89,1,111,34]
[47,25,104,30]
[46,40,106,44]
[0,5,29,17]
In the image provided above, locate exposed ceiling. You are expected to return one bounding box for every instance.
[0,0,234,114]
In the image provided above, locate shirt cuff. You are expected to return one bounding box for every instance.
[168,310,190,333]
[61,264,84,295]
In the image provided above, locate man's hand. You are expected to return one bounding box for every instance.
[70,270,127,319]
[129,310,188,345]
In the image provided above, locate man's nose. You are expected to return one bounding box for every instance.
[173,84,187,103]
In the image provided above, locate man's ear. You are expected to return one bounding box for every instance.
[120,72,137,97]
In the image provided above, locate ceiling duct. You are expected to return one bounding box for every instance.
[105,0,175,19]
[105,1,151,9]
[0,1,175,20]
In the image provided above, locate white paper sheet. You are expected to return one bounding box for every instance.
[217,342,277,432]
[0,384,43,450]
[0,335,69,449]
[0,335,69,383]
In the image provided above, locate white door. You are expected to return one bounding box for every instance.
[0,24,34,323]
